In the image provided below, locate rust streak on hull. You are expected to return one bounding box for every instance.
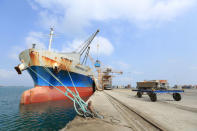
[29,51,40,66]
[42,56,58,67]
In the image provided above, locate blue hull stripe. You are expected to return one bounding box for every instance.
[27,66,94,87]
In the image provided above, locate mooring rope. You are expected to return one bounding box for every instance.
[42,67,76,97]
[28,66,89,116]
[41,66,88,113]
[65,64,79,96]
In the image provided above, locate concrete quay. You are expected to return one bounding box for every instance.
[61,89,197,131]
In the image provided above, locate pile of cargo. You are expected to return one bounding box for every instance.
[137,80,169,90]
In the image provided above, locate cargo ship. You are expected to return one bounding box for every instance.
[15,28,99,104]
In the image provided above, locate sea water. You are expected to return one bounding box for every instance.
[0,86,76,131]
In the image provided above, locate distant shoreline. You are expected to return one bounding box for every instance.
[0,86,33,88]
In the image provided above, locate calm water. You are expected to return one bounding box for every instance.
[0,86,77,131]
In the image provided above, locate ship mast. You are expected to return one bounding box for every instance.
[48,28,54,51]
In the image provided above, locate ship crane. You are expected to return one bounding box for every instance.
[75,29,99,65]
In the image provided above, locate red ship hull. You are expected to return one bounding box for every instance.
[20,86,94,105]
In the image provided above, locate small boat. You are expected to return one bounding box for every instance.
[15,28,99,104]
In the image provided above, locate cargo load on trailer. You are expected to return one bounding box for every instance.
[137,80,169,90]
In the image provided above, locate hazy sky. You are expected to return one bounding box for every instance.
[0,0,197,86]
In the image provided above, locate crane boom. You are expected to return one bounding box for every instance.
[76,29,99,56]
